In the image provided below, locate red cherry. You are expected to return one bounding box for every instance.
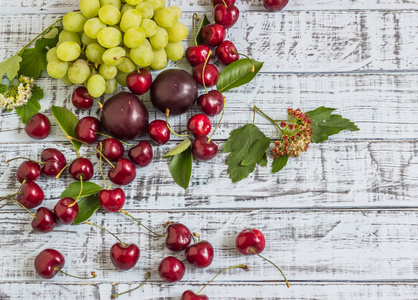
[25,113,51,140]
[192,136,218,161]
[264,0,289,11]
[201,24,226,47]
[108,158,136,185]
[16,181,44,209]
[236,229,266,254]
[185,240,214,268]
[215,40,239,65]
[75,116,102,144]
[158,256,186,282]
[128,141,153,167]
[185,45,211,67]
[147,120,170,145]
[41,148,67,177]
[181,291,209,300]
[31,207,56,233]
[165,223,192,252]
[99,188,125,212]
[69,157,94,181]
[110,243,140,270]
[187,114,211,137]
[214,4,240,29]
[16,161,41,183]
[54,198,79,225]
[192,63,219,87]
[213,0,235,5]
[197,90,224,117]
[72,86,94,110]
[34,249,65,279]
[96,138,125,162]
[126,68,152,95]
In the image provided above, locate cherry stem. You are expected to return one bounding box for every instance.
[1,179,27,206]
[98,143,112,190]
[97,132,134,147]
[5,157,44,164]
[221,0,228,6]
[191,234,197,244]
[111,272,150,298]
[193,13,199,46]
[163,221,173,228]
[202,50,212,94]
[55,151,98,180]
[84,221,126,247]
[119,209,166,238]
[95,99,103,111]
[0,198,14,209]
[165,109,191,138]
[193,232,201,243]
[68,177,83,207]
[12,198,37,218]
[197,264,249,295]
[250,248,290,288]
[54,268,97,280]
[231,50,255,73]
[207,97,226,143]
[253,104,282,131]
[211,0,215,23]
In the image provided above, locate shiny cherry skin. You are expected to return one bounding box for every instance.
[192,63,219,87]
[69,157,94,181]
[34,249,65,279]
[128,141,153,167]
[31,207,56,233]
[216,40,239,65]
[214,4,240,29]
[54,198,79,225]
[165,223,192,252]
[96,138,124,162]
[25,113,51,140]
[201,24,226,47]
[264,0,289,11]
[213,0,235,5]
[185,240,214,268]
[108,158,136,185]
[185,44,211,67]
[75,116,102,144]
[17,181,45,209]
[192,136,218,161]
[181,291,209,300]
[158,256,186,282]
[187,114,211,137]
[236,229,266,254]
[16,161,41,183]
[99,188,125,212]
[147,120,170,145]
[126,68,152,95]
[41,148,67,177]
[72,86,94,110]
[197,90,224,117]
[110,243,140,270]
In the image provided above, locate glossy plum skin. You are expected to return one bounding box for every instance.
[187,114,211,137]
[186,45,211,67]
[16,161,41,183]
[192,64,219,87]
[214,4,240,29]
[96,138,125,162]
[34,249,65,279]
[192,136,218,161]
[236,229,266,254]
[99,188,125,212]
[41,148,67,177]
[31,207,56,233]
[181,290,209,300]
[216,40,239,65]
[110,243,140,270]
[165,223,192,252]
[158,256,186,282]
[128,141,153,167]
[72,86,94,110]
[68,157,94,181]
[17,181,45,209]
[147,120,170,145]
[201,24,226,47]
[197,90,224,117]
[185,241,214,268]
[108,158,136,185]
[126,68,152,95]
[25,113,51,140]
[54,198,79,225]
[264,0,289,11]
[75,116,102,144]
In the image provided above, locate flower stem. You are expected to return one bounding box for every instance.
[201,50,212,94]
[250,248,290,288]
[253,104,282,131]
[111,272,150,298]
[193,13,199,46]
[119,209,166,238]
[96,132,133,147]
[207,97,226,143]
[54,268,97,280]
[84,221,125,247]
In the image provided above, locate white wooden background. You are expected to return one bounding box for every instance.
[1,0,418,299]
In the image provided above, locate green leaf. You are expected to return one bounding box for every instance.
[73,195,101,225]
[15,85,43,124]
[224,124,268,183]
[195,15,210,46]
[61,181,103,199]
[271,155,288,173]
[258,153,268,167]
[0,84,7,93]
[217,59,264,93]
[0,55,22,81]
[241,136,270,166]
[164,138,192,158]
[51,106,82,152]
[169,146,193,189]
[306,107,360,143]
[18,48,48,80]
[35,27,61,52]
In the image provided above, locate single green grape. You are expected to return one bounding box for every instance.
[99,63,118,80]
[143,0,164,10]
[168,6,181,20]
[68,59,91,84]
[88,74,107,97]
[140,19,158,37]
[100,0,121,9]
[80,0,101,18]
[120,9,142,32]
[102,47,126,65]
[153,8,177,28]
[59,30,81,45]
[47,58,69,79]
[56,41,81,61]
[97,27,122,48]
[84,18,107,39]
[81,32,97,46]
[165,42,184,61]
[105,78,118,94]
[149,26,168,49]
[63,12,87,32]
[130,40,153,66]
[60,74,75,86]
[136,2,154,19]
[121,3,135,15]
[116,56,136,73]
[98,5,121,26]
[124,27,146,48]
[86,43,106,63]
[126,0,142,5]
[166,22,187,43]
[115,70,129,86]
[150,48,167,70]
[46,47,58,62]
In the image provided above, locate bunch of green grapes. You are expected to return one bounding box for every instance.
[46,0,188,98]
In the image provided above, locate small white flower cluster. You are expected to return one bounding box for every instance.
[0,76,34,110]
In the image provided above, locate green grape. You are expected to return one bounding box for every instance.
[99,63,118,80]
[168,6,181,20]
[121,3,135,15]
[150,48,167,70]
[115,70,129,86]
[100,0,121,9]
[153,8,177,28]
[80,0,101,18]
[59,30,81,45]
[130,40,153,66]
[63,12,87,32]
[165,42,184,61]
[116,56,136,73]
[84,18,107,39]
[98,5,121,25]
[144,0,164,10]
[87,74,106,97]
[149,26,168,49]
[97,27,122,48]
[81,32,97,45]
[140,19,158,37]
[136,2,154,19]
[124,27,146,48]
[46,47,58,62]
[120,9,142,32]
[56,41,81,61]
[166,22,187,43]
[126,0,142,4]
[60,74,75,86]
[105,78,118,93]
[86,43,106,63]
[102,47,126,65]
[47,58,69,79]
[68,59,91,84]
